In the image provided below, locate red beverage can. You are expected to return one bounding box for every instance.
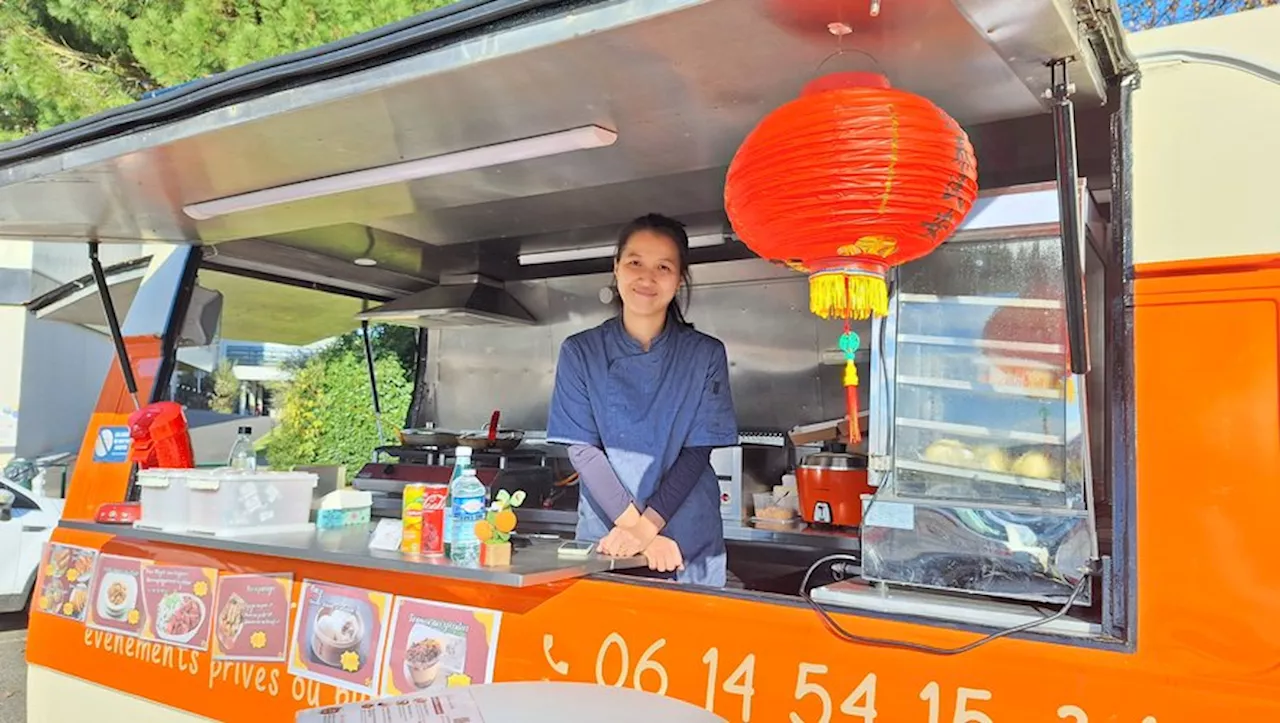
[420,483,449,557]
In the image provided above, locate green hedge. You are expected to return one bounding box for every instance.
[266,350,411,480]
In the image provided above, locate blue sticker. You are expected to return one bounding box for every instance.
[92,426,132,463]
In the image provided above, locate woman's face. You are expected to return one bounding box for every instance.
[614,229,682,319]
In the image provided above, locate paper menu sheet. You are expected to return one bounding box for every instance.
[295,689,485,723]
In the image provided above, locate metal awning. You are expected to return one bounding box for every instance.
[0,0,1132,295]
[198,269,365,345]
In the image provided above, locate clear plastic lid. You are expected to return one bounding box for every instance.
[185,469,319,491]
[134,469,177,488]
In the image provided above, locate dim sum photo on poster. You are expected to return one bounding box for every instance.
[212,573,293,662]
[87,554,147,637]
[380,597,502,695]
[140,563,218,651]
[289,580,392,696]
[33,542,97,621]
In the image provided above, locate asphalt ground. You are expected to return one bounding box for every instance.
[0,612,27,723]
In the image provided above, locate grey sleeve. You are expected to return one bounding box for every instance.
[568,444,636,523]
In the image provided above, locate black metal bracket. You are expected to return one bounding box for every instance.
[89,241,141,409]
[152,248,202,404]
[361,318,386,450]
[1049,58,1091,376]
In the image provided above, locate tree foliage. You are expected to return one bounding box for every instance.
[1120,0,1278,30]
[209,360,240,414]
[0,0,457,142]
[2,0,1278,142]
[318,324,419,381]
[267,349,412,480]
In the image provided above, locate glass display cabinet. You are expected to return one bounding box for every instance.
[862,183,1106,605]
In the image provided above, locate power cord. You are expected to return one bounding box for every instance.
[799,554,1093,656]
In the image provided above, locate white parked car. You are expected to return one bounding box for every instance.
[0,478,63,613]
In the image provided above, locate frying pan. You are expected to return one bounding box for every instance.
[398,428,460,448]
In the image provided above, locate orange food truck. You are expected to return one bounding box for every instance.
[3,0,1279,720]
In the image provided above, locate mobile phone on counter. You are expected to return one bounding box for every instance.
[557,540,595,559]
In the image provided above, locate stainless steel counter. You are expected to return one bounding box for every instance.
[723,522,861,551]
[495,511,863,552]
[60,520,647,588]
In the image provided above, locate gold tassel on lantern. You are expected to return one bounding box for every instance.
[843,358,860,387]
[809,271,889,321]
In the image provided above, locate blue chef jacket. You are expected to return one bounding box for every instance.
[547,316,738,586]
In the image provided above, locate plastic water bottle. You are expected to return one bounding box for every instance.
[228,426,257,471]
[448,468,487,565]
[443,447,473,555]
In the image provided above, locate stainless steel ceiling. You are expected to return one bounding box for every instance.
[0,0,1125,297]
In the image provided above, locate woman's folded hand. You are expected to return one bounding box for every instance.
[642,536,684,573]
[598,512,662,557]
[598,525,645,557]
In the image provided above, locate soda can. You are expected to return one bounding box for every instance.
[401,483,427,554]
[420,483,449,557]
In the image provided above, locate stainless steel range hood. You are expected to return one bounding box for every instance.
[356,274,535,328]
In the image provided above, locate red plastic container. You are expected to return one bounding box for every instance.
[127,401,195,470]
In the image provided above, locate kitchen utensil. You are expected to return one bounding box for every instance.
[398,428,460,448]
[488,410,501,444]
[795,452,871,527]
[458,429,525,451]
[456,410,524,451]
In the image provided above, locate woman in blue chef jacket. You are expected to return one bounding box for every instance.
[546,213,738,587]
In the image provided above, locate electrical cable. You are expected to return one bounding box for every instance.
[799,553,1092,655]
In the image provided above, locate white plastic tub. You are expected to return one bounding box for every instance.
[185,470,318,537]
[134,469,189,532]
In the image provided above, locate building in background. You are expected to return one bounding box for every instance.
[173,339,319,417]
[12,245,336,485]
[0,241,144,468]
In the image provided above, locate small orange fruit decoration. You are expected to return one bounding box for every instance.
[494,508,517,534]
[725,71,978,442]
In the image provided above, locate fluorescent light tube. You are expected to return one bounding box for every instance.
[518,233,727,266]
[183,125,618,220]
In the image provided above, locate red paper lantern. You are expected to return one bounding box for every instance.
[725,72,978,442]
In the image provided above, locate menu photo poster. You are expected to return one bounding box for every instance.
[139,562,219,651]
[380,597,503,696]
[33,542,98,622]
[289,580,393,696]
[86,554,148,637]
[212,573,294,662]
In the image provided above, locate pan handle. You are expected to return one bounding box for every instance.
[488,410,501,442]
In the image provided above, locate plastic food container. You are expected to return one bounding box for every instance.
[315,489,373,530]
[134,469,189,532]
[186,470,318,537]
[752,492,797,521]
